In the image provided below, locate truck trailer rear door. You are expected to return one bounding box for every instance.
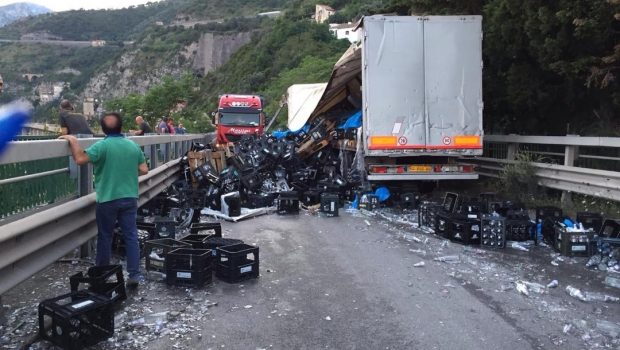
[424,16,483,155]
[363,16,425,154]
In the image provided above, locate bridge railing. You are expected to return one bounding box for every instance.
[468,134,620,201]
[0,134,206,219]
[0,134,207,295]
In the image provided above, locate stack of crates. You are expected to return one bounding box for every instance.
[165,248,213,287]
[505,210,536,243]
[301,190,321,206]
[144,238,191,274]
[39,291,114,350]
[450,215,481,245]
[480,215,506,248]
[359,193,379,211]
[536,206,563,244]
[215,244,260,283]
[277,191,299,215]
[69,265,127,304]
[320,193,339,217]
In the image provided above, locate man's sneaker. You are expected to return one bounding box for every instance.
[126,275,145,288]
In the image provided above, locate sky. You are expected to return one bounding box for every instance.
[0,0,164,12]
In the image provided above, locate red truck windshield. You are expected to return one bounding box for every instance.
[220,112,260,126]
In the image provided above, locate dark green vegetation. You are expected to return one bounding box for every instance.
[0,42,121,99]
[0,2,180,41]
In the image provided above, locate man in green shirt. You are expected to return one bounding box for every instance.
[60,112,149,287]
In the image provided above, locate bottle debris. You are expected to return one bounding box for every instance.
[413,262,425,267]
[433,255,460,264]
[547,280,559,289]
[565,286,587,302]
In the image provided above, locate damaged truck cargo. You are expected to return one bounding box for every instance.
[288,15,484,183]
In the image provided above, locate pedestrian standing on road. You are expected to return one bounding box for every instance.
[59,112,148,287]
[176,123,187,134]
[158,117,169,134]
[132,115,152,136]
[58,100,93,135]
[167,117,176,134]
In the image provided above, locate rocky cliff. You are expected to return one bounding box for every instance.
[84,31,254,100]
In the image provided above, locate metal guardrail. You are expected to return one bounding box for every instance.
[0,134,207,295]
[469,134,620,202]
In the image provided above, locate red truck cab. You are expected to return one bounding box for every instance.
[214,94,265,144]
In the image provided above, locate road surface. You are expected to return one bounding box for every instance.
[1,210,619,349]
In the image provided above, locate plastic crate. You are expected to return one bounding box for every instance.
[215,244,259,283]
[154,217,176,239]
[222,192,241,217]
[419,202,441,229]
[190,222,222,237]
[536,206,563,222]
[434,211,453,239]
[277,191,299,215]
[600,219,620,238]
[450,216,481,245]
[181,234,214,249]
[203,237,245,257]
[359,194,379,211]
[38,291,114,350]
[481,215,506,248]
[246,193,276,208]
[165,248,213,288]
[577,212,604,233]
[555,226,594,257]
[505,218,537,243]
[69,265,126,304]
[144,239,192,273]
[112,228,151,258]
[301,190,321,206]
[320,193,339,217]
[400,193,418,209]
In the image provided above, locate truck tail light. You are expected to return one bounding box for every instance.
[371,166,387,174]
[462,165,474,173]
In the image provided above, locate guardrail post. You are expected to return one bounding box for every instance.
[506,142,518,161]
[175,141,182,158]
[561,137,580,206]
[164,142,171,163]
[149,145,158,170]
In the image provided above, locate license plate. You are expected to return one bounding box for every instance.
[409,165,432,172]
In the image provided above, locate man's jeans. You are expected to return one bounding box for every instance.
[95,198,141,278]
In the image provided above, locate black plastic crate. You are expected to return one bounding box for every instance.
[112,228,151,258]
[154,217,176,239]
[480,215,506,248]
[506,218,537,243]
[359,193,379,211]
[192,163,219,186]
[190,222,222,237]
[600,219,620,238]
[39,291,114,350]
[165,248,213,288]
[555,226,594,257]
[400,193,418,209]
[434,211,453,239]
[246,193,276,208]
[577,212,604,233]
[180,234,214,249]
[419,202,441,228]
[301,190,321,206]
[320,193,339,217]
[216,244,259,283]
[203,237,245,257]
[450,216,481,245]
[144,239,192,273]
[536,206,563,222]
[222,192,241,217]
[277,191,299,215]
[69,265,126,304]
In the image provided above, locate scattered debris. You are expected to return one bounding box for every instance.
[433,256,460,264]
[547,280,559,289]
[413,262,425,267]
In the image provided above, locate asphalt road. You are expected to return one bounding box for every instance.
[145,211,619,350]
[2,210,619,349]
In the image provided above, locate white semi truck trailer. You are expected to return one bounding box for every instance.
[288,15,484,182]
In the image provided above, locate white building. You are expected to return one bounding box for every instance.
[329,23,361,43]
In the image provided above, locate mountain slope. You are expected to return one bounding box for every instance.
[0,2,49,27]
